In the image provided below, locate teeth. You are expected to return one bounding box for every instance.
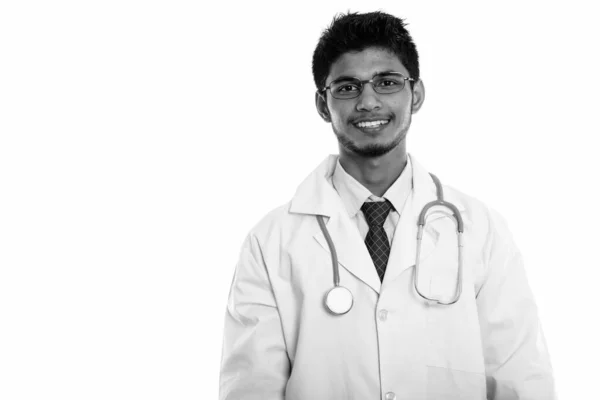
[356,120,389,128]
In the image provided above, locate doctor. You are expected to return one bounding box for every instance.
[219,11,555,400]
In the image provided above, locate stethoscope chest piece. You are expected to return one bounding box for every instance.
[325,286,353,315]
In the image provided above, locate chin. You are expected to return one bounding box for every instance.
[340,138,398,158]
[334,125,405,157]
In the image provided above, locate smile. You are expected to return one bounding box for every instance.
[353,119,390,129]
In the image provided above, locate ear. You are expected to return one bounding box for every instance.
[315,91,331,122]
[410,79,426,114]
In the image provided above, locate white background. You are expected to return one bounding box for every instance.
[1,0,598,398]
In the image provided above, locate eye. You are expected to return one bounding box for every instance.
[336,84,360,93]
[376,78,401,87]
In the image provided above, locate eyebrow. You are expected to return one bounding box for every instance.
[330,75,357,83]
[330,70,400,83]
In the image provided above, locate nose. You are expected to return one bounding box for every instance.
[356,83,382,112]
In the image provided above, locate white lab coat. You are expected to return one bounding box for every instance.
[219,154,555,400]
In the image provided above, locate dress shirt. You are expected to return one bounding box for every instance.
[331,155,413,245]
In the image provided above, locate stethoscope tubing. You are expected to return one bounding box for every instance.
[317,214,340,287]
[318,173,465,313]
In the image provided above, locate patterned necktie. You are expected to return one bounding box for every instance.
[361,200,393,282]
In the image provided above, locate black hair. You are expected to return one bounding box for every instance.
[312,11,420,91]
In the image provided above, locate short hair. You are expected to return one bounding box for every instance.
[312,11,420,92]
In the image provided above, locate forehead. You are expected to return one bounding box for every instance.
[327,47,408,83]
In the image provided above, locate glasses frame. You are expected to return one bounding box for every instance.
[320,72,415,100]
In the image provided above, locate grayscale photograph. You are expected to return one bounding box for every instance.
[1,1,599,399]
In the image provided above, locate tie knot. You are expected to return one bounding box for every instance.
[361,200,393,227]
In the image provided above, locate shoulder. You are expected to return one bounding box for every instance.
[442,185,519,277]
[442,183,512,243]
[244,201,302,244]
[444,184,489,219]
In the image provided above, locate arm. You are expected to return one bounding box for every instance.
[476,209,555,399]
[219,232,291,400]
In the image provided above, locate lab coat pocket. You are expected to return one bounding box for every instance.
[426,303,486,399]
[425,270,484,373]
[425,259,486,398]
[426,366,486,400]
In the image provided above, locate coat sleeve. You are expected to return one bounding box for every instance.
[219,232,291,400]
[476,209,556,399]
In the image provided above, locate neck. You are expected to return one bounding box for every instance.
[338,143,408,198]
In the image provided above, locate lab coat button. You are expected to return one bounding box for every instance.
[385,392,396,400]
[378,309,388,321]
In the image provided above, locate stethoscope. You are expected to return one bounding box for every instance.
[317,173,464,315]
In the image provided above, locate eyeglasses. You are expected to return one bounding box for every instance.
[320,72,414,100]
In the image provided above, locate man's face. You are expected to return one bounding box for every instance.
[316,47,424,158]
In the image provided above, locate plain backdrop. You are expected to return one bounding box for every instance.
[1,0,599,399]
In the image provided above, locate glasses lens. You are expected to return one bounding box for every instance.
[372,74,405,94]
[330,78,362,99]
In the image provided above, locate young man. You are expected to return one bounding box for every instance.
[219,11,555,400]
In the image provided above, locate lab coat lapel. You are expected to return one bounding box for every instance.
[313,209,382,294]
[384,155,466,284]
[384,191,430,283]
[289,155,382,294]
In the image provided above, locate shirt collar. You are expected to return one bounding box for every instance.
[332,155,413,218]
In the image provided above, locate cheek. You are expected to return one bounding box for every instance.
[330,113,345,128]
[328,104,353,127]
[390,100,412,120]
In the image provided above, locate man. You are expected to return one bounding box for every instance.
[219,11,555,400]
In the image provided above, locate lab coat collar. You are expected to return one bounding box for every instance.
[289,153,467,294]
[332,156,413,219]
[289,155,340,216]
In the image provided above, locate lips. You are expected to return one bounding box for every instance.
[351,115,392,128]
[354,119,390,128]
